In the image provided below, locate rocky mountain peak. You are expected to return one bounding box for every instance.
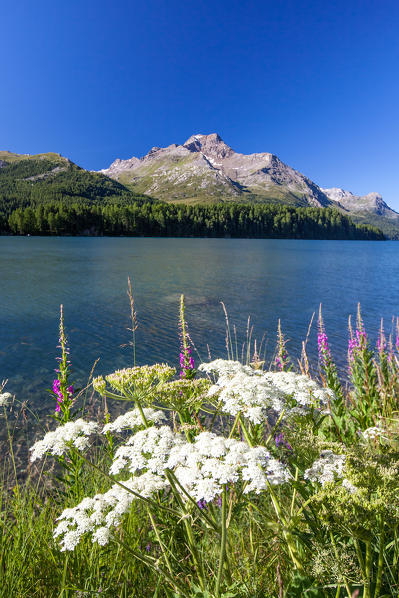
[183,133,235,160]
[322,187,397,219]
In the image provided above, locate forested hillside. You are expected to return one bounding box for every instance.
[3,201,384,240]
[0,154,150,216]
[0,152,385,240]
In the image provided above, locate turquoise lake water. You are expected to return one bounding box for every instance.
[1,237,398,414]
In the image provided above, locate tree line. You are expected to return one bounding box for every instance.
[1,201,385,240]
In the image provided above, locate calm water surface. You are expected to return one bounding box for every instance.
[1,237,399,414]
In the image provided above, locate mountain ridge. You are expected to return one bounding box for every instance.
[0,137,397,237]
[99,133,398,236]
[100,133,333,208]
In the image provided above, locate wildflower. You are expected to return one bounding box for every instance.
[102,407,166,433]
[348,309,367,366]
[157,378,210,410]
[199,360,334,422]
[342,478,358,494]
[377,334,386,354]
[275,320,290,371]
[54,472,169,550]
[362,426,386,441]
[166,431,291,501]
[317,330,331,364]
[30,419,98,462]
[53,379,73,412]
[93,376,106,395]
[105,364,175,394]
[304,450,346,486]
[178,295,196,380]
[274,432,292,450]
[109,426,185,476]
[0,392,12,407]
[54,425,290,551]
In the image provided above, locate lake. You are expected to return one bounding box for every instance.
[1,237,399,415]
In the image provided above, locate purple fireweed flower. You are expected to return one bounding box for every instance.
[53,380,74,412]
[348,329,366,362]
[377,336,386,353]
[317,330,331,365]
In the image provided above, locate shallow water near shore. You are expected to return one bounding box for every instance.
[1,236,398,416]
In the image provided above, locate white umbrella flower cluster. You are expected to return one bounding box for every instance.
[304,450,346,486]
[54,471,169,551]
[199,359,335,423]
[0,392,12,407]
[167,431,291,500]
[102,407,166,433]
[53,426,291,550]
[30,419,99,462]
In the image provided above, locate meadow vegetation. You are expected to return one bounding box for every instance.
[1,296,399,597]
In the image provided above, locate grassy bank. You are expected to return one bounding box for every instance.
[1,299,399,597]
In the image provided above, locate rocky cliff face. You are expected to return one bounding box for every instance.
[322,187,399,220]
[100,133,332,206]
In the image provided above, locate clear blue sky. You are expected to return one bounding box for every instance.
[2,0,399,207]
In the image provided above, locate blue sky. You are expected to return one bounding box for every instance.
[2,0,399,207]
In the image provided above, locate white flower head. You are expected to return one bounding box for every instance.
[30,419,98,462]
[0,392,12,407]
[109,425,184,475]
[103,407,166,434]
[199,359,334,423]
[167,432,291,502]
[304,450,346,486]
[54,472,169,550]
[362,426,386,441]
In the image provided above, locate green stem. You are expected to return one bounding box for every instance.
[329,530,352,597]
[239,416,253,447]
[354,538,367,590]
[290,467,298,517]
[147,508,174,578]
[134,399,149,427]
[267,481,303,571]
[215,485,228,597]
[112,533,190,598]
[78,452,178,516]
[183,517,206,592]
[165,469,220,533]
[177,410,191,441]
[374,519,385,598]
[265,409,286,447]
[364,540,372,598]
[228,412,241,438]
[209,399,224,432]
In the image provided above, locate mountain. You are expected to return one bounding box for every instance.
[100,133,399,237]
[100,133,333,207]
[322,187,399,238]
[0,150,150,218]
[0,141,396,238]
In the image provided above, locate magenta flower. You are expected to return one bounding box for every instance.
[317,330,331,365]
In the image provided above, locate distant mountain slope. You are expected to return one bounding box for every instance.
[100,133,399,237]
[322,187,399,238]
[100,133,333,207]
[0,151,150,217]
